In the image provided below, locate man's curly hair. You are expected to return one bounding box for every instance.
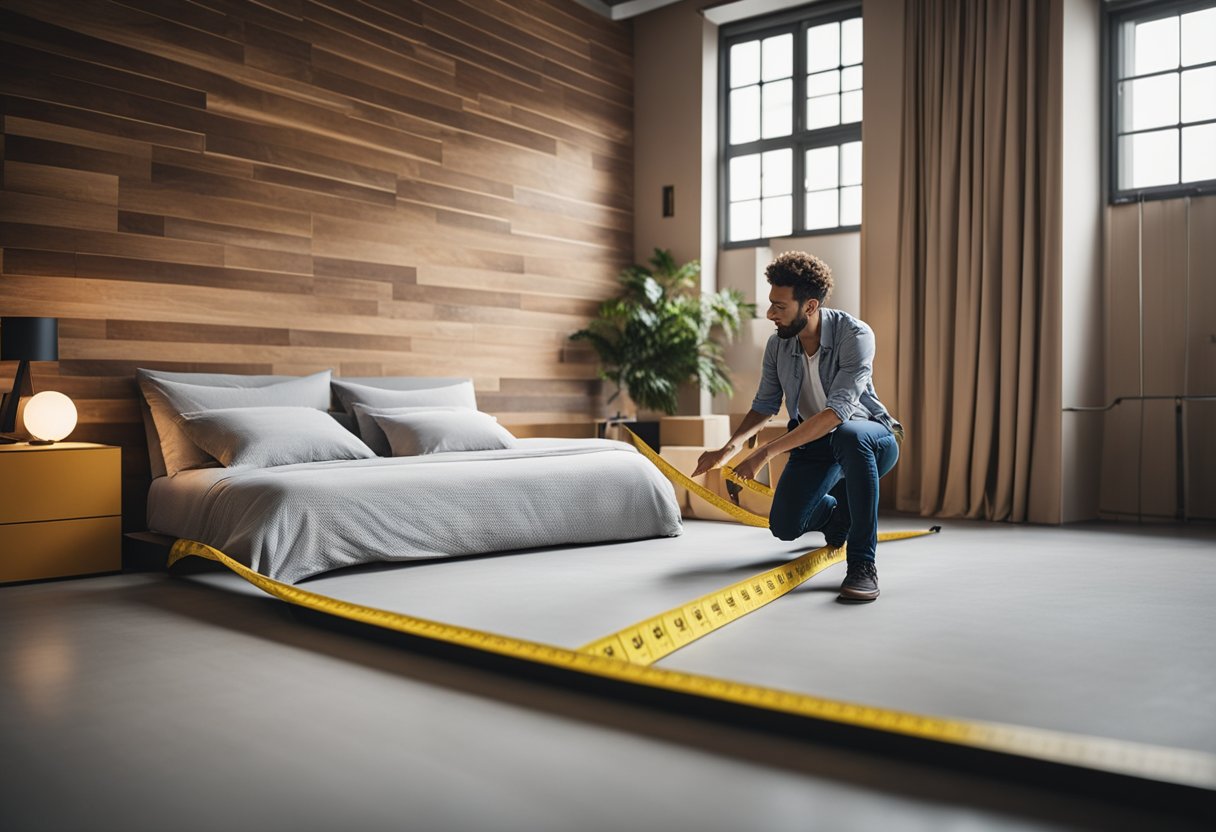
[765,251,833,306]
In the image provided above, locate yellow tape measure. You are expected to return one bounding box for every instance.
[723,465,775,498]
[582,543,845,665]
[169,538,1216,793]
[621,428,769,527]
[165,428,1216,804]
[581,529,934,666]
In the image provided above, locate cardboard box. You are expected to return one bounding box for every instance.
[659,415,731,449]
[686,469,745,522]
[656,445,709,514]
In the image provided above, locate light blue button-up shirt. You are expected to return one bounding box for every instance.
[750,307,898,431]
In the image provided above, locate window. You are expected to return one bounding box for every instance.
[1109,0,1216,202]
[721,3,862,245]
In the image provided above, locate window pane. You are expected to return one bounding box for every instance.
[841,90,863,124]
[805,145,839,191]
[806,189,839,230]
[841,141,862,186]
[762,195,792,238]
[841,18,863,66]
[807,70,840,97]
[730,199,761,241]
[762,33,793,81]
[1182,123,1216,182]
[761,79,793,139]
[1181,8,1216,67]
[730,85,760,144]
[731,40,760,88]
[807,22,840,73]
[1129,16,1179,77]
[1120,74,1179,131]
[841,65,863,92]
[1181,67,1216,123]
[1119,128,1179,188]
[762,149,792,197]
[840,185,862,226]
[730,154,761,201]
[807,94,840,129]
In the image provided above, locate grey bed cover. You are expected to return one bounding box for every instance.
[148,438,684,583]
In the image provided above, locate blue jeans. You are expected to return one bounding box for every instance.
[768,420,899,563]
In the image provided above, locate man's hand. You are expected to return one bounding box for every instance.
[691,444,738,478]
[731,448,769,482]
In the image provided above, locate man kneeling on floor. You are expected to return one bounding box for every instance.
[692,251,901,603]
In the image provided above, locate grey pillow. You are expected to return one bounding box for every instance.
[373,410,517,456]
[331,377,477,414]
[136,370,323,479]
[137,370,333,476]
[176,407,375,468]
[349,403,469,456]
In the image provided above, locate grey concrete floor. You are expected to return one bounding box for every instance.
[2,516,1214,831]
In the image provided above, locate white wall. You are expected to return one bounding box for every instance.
[1059,0,1104,522]
[860,0,904,418]
[634,1,865,417]
[633,0,720,414]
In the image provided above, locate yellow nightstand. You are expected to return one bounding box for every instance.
[0,442,122,583]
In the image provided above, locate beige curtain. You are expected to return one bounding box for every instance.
[892,0,1062,523]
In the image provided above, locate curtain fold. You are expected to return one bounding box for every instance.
[893,0,1062,522]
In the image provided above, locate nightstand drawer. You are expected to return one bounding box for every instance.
[0,445,121,524]
[0,516,121,582]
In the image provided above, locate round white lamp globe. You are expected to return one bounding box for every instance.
[24,390,78,444]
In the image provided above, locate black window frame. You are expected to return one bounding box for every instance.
[719,0,863,248]
[1106,0,1216,204]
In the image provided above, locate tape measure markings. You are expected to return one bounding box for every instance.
[581,544,842,664]
[580,528,937,666]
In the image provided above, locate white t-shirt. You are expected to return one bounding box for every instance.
[798,347,830,422]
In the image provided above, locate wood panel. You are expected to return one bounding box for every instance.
[1098,203,1142,518]
[1099,196,1216,521]
[1185,198,1216,520]
[0,0,632,532]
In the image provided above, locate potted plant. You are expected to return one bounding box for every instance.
[571,248,754,448]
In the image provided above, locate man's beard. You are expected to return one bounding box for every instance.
[775,313,808,340]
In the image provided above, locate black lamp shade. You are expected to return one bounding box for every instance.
[1,317,59,361]
[1,317,60,437]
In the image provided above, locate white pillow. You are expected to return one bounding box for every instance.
[350,404,470,456]
[137,370,333,476]
[372,410,516,456]
[331,378,477,415]
[176,407,375,469]
[330,376,472,411]
[135,369,331,478]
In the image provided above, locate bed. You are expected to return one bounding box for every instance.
[136,369,683,583]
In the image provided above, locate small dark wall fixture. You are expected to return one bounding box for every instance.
[663,185,675,217]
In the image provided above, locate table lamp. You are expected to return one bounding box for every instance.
[1,317,60,443]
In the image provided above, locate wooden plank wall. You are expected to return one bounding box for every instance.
[0,0,632,531]
[1099,195,1216,521]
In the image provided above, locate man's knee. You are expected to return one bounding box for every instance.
[831,423,879,461]
[768,509,802,541]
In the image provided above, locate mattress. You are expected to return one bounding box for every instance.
[149,438,683,583]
